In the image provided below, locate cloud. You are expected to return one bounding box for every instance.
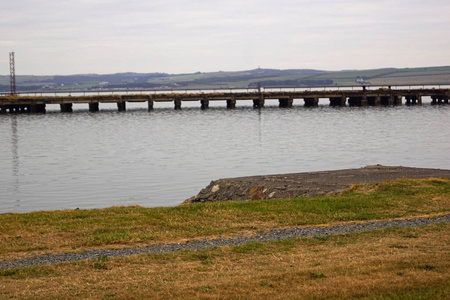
[0,0,449,74]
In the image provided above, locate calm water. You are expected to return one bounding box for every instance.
[1,99,449,213]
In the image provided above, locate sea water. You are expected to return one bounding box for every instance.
[1,99,449,213]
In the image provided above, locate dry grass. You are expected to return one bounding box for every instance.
[1,178,449,298]
[1,178,450,260]
[1,223,449,299]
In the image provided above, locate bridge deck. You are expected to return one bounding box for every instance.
[1,88,449,113]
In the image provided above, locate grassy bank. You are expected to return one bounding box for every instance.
[1,178,450,298]
[1,223,449,299]
[1,178,450,258]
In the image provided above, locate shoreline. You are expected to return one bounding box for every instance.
[186,165,450,203]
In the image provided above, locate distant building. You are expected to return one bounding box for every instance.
[355,76,371,85]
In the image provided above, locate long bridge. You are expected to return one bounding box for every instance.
[0,85,449,113]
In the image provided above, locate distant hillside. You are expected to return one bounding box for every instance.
[1,66,450,93]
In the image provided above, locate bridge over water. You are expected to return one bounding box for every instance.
[1,85,449,113]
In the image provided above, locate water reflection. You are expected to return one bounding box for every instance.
[11,115,20,180]
[10,116,20,205]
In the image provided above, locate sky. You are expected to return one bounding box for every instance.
[1,0,449,75]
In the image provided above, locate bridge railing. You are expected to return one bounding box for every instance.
[1,83,449,97]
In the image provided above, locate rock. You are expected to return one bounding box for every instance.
[211,185,220,193]
[181,196,195,205]
[184,165,450,204]
[249,187,264,200]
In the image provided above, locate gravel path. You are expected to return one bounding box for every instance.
[1,214,449,270]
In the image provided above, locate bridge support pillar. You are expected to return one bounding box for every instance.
[329,96,346,107]
[279,97,293,108]
[405,96,411,105]
[405,95,421,106]
[431,96,448,105]
[227,99,236,109]
[89,102,99,112]
[405,96,412,105]
[174,99,182,110]
[379,96,390,105]
[304,97,319,107]
[348,97,357,106]
[367,96,380,106]
[117,102,126,111]
[387,96,395,105]
[60,103,73,112]
[148,100,154,111]
[30,104,46,113]
[413,95,422,105]
[348,96,367,107]
[201,99,209,109]
[394,96,402,106]
[253,98,264,108]
[14,105,25,113]
[361,95,368,106]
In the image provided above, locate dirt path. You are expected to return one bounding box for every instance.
[187,165,450,203]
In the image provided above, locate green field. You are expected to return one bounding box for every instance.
[1,66,450,93]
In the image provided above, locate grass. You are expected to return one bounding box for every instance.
[1,223,449,299]
[0,177,449,298]
[1,178,449,257]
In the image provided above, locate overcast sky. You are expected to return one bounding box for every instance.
[1,0,449,75]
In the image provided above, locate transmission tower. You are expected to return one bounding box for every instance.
[9,52,16,95]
